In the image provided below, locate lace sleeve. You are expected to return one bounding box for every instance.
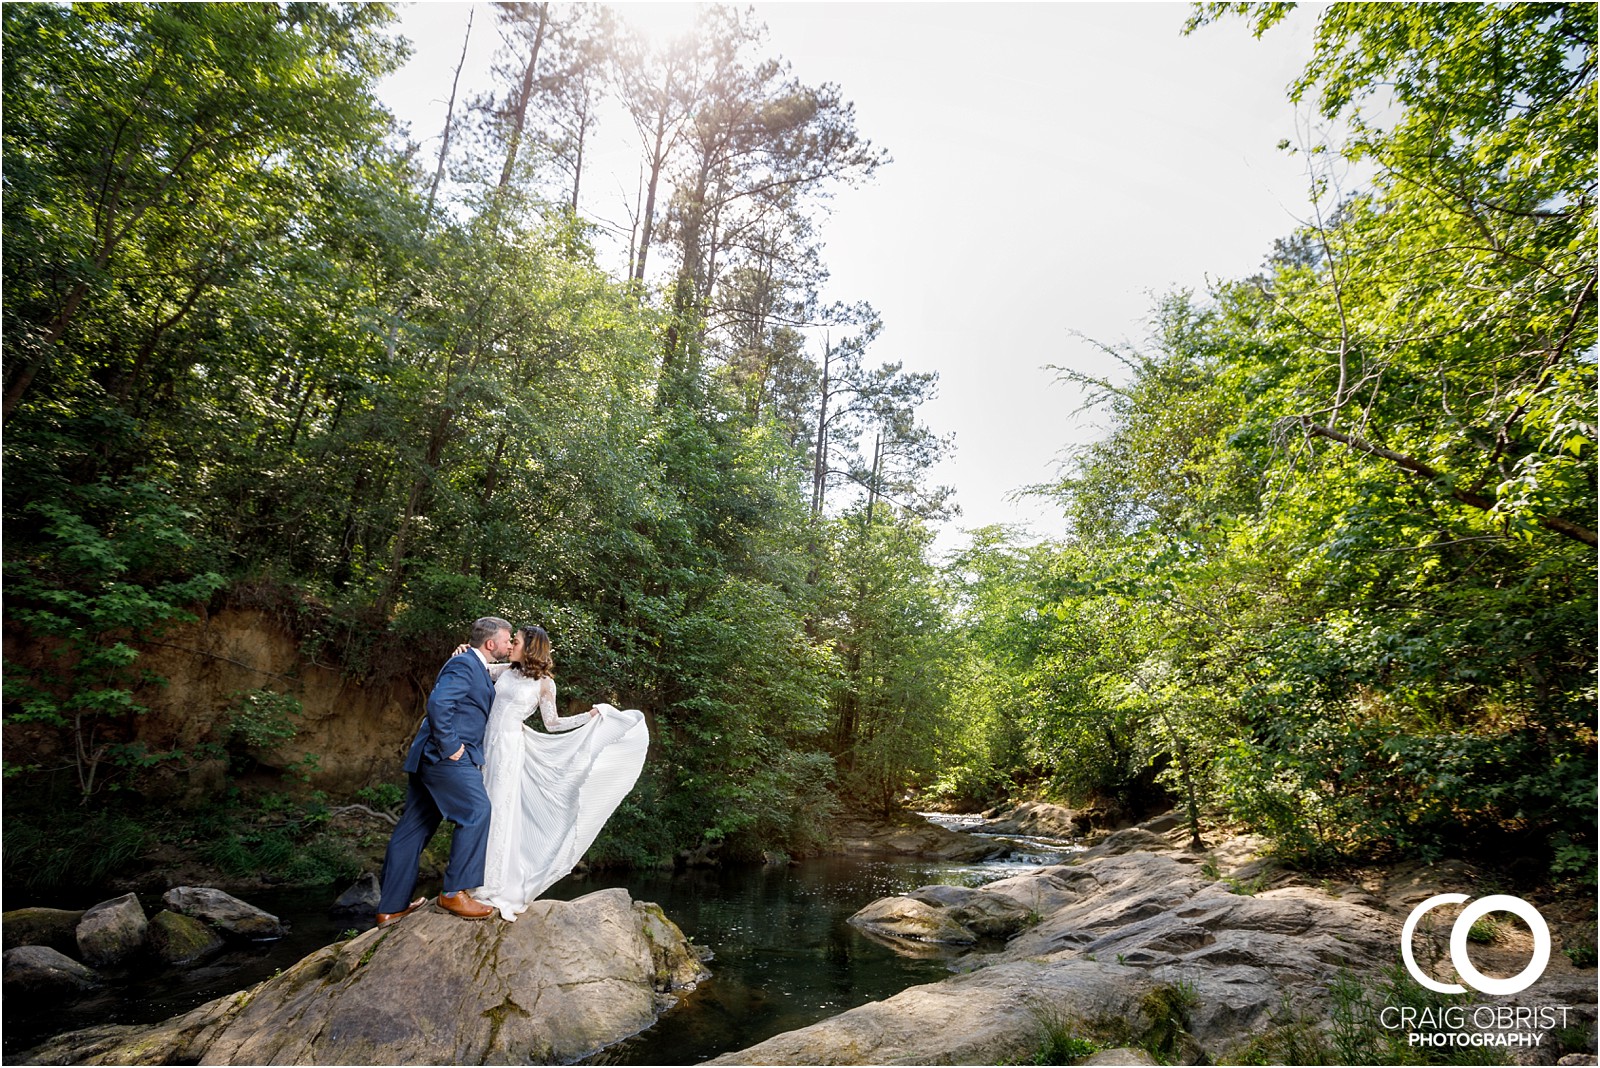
[487,661,513,681]
[537,677,590,732]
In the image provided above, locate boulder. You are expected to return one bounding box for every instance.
[949,891,1035,940]
[330,873,382,916]
[974,801,1083,839]
[24,889,707,1066]
[905,884,979,909]
[147,910,225,966]
[849,896,977,944]
[75,893,147,967]
[3,945,100,996]
[1136,812,1184,834]
[829,813,1009,862]
[901,885,1035,941]
[2,907,86,955]
[1077,827,1176,858]
[162,886,286,940]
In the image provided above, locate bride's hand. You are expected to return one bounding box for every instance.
[588,707,600,718]
[453,643,469,656]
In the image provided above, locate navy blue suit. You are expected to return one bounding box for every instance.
[377,651,497,912]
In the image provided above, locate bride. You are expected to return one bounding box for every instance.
[472,624,649,921]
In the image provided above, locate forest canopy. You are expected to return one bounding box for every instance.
[2,1,1593,889]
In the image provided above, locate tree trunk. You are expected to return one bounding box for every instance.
[427,9,475,219]
[569,94,588,213]
[498,3,549,194]
[809,340,836,529]
[632,106,669,284]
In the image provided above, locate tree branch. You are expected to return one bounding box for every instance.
[1293,417,1597,546]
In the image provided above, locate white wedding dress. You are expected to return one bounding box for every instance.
[475,666,649,921]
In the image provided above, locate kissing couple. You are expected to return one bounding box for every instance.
[373,616,649,925]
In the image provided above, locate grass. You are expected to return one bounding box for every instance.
[1225,962,1508,1066]
[1140,979,1201,1062]
[1465,915,1499,944]
[1018,999,1103,1065]
[1,807,151,894]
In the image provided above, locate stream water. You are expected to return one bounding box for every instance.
[8,816,1080,1064]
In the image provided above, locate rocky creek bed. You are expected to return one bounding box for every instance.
[714,811,1599,1066]
[7,806,1597,1065]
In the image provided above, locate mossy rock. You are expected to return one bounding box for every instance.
[2,907,86,956]
[147,910,225,967]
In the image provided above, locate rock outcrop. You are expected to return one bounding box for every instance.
[849,884,1035,945]
[828,812,1008,862]
[974,800,1086,839]
[715,815,1599,1065]
[74,894,147,967]
[23,888,707,1066]
[161,886,286,940]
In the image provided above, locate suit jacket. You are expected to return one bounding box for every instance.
[404,650,496,772]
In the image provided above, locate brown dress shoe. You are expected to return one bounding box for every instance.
[438,890,493,920]
[375,897,427,928]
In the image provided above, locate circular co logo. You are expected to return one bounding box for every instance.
[1402,893,1551,996]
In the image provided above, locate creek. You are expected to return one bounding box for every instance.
[9,817,1079,1065]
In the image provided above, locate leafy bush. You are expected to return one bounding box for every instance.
[3,479,224,799]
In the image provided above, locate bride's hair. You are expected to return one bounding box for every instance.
[514,625,555,679]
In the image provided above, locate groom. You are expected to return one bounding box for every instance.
[374,616,513,926]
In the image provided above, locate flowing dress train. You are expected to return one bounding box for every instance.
[476,668,648,921]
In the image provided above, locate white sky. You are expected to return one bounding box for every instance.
[379,2,1327,555]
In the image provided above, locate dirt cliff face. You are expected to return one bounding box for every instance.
[131,606,425,796]
[2,605,427,801]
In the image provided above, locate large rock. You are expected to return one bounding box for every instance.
[850,896,977,944]
[3,907,86,955]
[146,910,225,966]
[75,893,147,967]
[707,957,1150,1065]
[24,888,707,1066]
[3,945,100,996]
[330,873,382,916]
[829,812,1009,862]
[904,885,1035,940]
[974,801,1084,839]
[715,843,1599,1065]
[161,886,286,940]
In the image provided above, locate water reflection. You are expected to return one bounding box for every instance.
[557,856,997,1066]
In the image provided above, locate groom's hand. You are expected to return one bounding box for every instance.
[449,744,465,761]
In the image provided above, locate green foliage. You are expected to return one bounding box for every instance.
[1022,998,1103,1065]
[3,478,225,798]
[223,689,303,751]
[1139,980,1201,1062]
[0,1,923,868]
[940,3,1595,882]
[1563,922,1597,969]
[819,508,953,815]
[355,782,405,813]
[196,790,358,886]
[0,806,150,894]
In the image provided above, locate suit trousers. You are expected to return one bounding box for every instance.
[376,758,492,913]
